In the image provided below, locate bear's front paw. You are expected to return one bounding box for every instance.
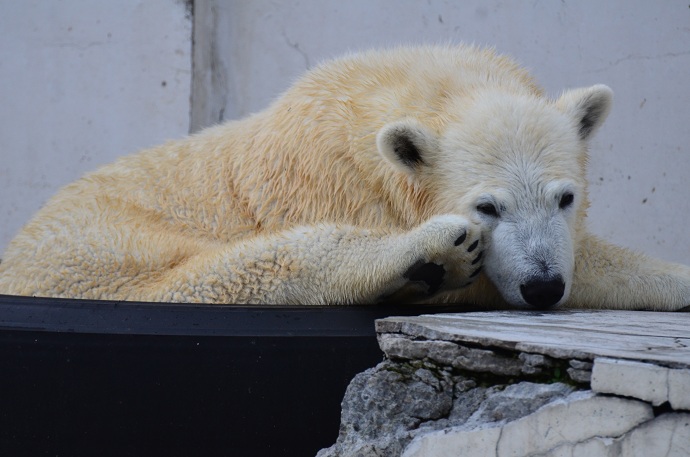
[378,215,485,303]
[413,214,485,289]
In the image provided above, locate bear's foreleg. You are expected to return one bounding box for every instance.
[142,215,485,305]
[569,234,690,310]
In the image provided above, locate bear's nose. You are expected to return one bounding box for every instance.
[520,277,565,309]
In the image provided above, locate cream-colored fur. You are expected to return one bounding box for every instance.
[0,45,688,309]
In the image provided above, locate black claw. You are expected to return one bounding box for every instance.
[469,266,483,278]
[467,240,479,252]
[471,250,484,265]
[454,231,467,246]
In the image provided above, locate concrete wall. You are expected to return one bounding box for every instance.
[2,1,688,266]
[0,0,192,254]
[192,0,690,265]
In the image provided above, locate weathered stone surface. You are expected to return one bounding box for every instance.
[620,413,690,457]
[316,360,454,457]
[592,358,670,405]
[567,359,593,383]
[549,437,622,457]
[317,360,574,457]
[318,361,573,457]
[402,391,653,457]
[377,333,571,381]
[375,311,690,367]
[464,382,574,426]
[402,425,502,457]
[539,413,690,457]
[518,353,554,375]
[378,333,525,376]
[668,369,690,410]
[592,357,690,410]
[495,392,652,457]
[417,381,575,435]
[319,312,690,457]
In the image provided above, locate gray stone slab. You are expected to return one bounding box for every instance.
[402,391,654,457]
[592,358,690,409]
[620,413,690,457]
[320,311,690,457]
[376,311,690,368]
[592,358,671,406]
[668,369,690,410]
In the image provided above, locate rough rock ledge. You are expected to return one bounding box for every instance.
[317,311,690,457]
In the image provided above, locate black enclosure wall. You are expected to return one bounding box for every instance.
[0,295,470,457]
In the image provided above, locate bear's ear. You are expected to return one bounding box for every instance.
[556,84,613,141]
[376,119,439,175]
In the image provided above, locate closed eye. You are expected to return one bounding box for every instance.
[477,202,499,217]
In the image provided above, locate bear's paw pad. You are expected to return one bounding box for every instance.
[403,260,445,295]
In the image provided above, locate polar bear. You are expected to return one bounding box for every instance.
[0,45,688,309]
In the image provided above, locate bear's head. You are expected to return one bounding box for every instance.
[377,85,613,309]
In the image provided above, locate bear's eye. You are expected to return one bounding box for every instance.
[477,202,499,217]
[559,192,575,209]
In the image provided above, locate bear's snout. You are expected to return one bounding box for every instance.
[519,276,565,309]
